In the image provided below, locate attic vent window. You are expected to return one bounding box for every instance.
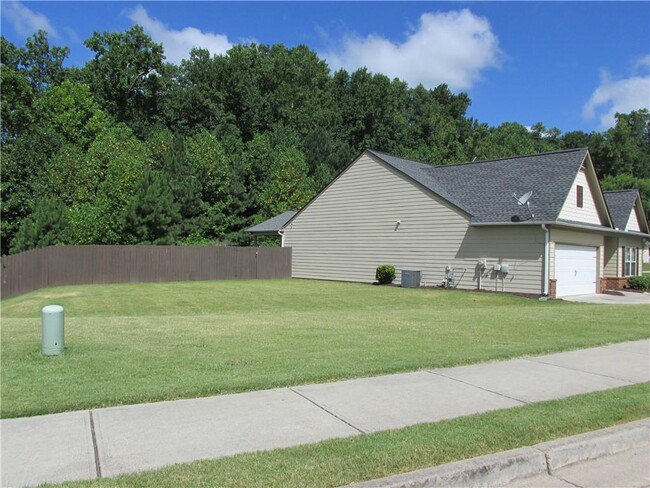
[576,185,584,208]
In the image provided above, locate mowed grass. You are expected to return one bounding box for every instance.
[2,279,649,418]
[53,383,650,488]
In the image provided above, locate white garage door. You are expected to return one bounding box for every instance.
[555,244,597,297]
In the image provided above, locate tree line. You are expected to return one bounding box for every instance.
[2,27,649,255]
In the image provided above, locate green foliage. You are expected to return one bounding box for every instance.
[0,66,34,140]
[2,28,649,254]
[65,201,108,245]
[161,134,201,220]
[123,169,180,244]
[627,276,650,291]
[1,123,65,253]
[41,144,99,206]
[63,126,151,244]
[9,197,68,253]
[601,173,650,219]
[334,68,410,154]
[598,110,650,178]
[175,233,221,247]
[375,264,396,285]
[260,147,315,217]
[34,80,111,149]
[303,126,349,175]
[145,127,175,170]
[12,30,69,93]
[82,26,164,133]
[400,84,472,163]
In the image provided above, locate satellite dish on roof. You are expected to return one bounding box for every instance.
[513,190,533,206]
[512,191,535,220]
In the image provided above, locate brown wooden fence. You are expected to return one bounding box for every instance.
[1,245,292,299]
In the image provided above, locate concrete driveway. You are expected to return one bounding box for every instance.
[562,291,650,304]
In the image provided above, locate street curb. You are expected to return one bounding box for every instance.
[347,447,546,488]
[344,418,649,488]
[536,418,649,472]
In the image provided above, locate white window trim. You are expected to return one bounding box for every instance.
[624,247,637,277]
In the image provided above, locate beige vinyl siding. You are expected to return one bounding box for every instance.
[455,226,545,294]
[625,209,641,232]
[548,228,604,280]
[284,154,544,294]
[603,237,619,276]
[558,169,603,225]
[601,235,645,277]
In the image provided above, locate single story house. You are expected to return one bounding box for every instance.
[249,148,649,297]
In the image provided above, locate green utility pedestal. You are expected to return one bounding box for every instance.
[42,305,64,355]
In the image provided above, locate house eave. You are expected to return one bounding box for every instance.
[470,220,650,238]
[247,230,282,236]
[470,221,555,227]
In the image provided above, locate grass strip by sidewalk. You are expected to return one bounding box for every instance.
[53,382,649,488]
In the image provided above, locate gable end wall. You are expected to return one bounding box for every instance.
[283,154,544,294]
[558,169,603,225]
[625,208,641,232]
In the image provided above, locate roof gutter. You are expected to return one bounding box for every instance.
[470,220,650,238]
[470,221,555,227]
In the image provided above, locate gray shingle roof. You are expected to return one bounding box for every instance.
[246,210,297,234]
[368,148,590,224]
[603,190,638,230]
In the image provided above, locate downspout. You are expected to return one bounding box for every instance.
[278,229,285,248]
[541,224,550,295]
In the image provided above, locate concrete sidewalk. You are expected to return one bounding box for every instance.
[2,339,649,487]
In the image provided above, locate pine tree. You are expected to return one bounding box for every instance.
[122,169,180,244]
[10,197,68,253]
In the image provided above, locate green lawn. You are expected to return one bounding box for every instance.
[2,279,649,418]
[52,383,650,488]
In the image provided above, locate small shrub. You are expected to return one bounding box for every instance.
[376,264,396,285]
[627,275,650,291]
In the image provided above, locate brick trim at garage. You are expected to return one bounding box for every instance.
[601,276,629,291]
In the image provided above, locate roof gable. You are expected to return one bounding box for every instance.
[370,148,606,225]
[281,150,472,231]
[557,153,610,227]
[604,189,649,234]
[604,190,638,230]
[278,148,647,233]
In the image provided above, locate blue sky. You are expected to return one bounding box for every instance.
[2,1,649,133]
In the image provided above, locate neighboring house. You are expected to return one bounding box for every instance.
[251,148,649,297]
[602,189,649,284]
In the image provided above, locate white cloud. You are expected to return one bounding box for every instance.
[321,9,502,91]
[583,58,650,129]
[126,5,232,64]
[3,1,59,38]
[633,54,650,73]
